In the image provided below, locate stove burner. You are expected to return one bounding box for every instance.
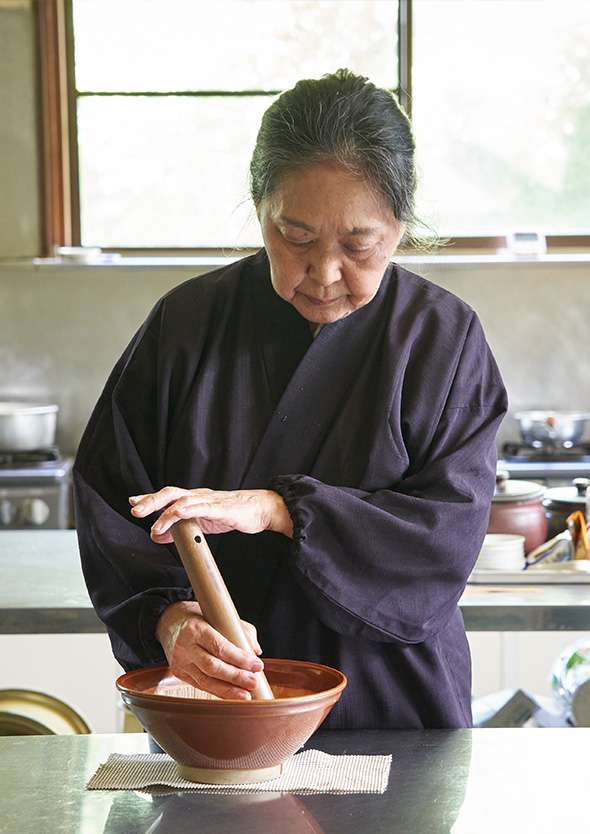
[0,447,61,467]
[502,441,590,463]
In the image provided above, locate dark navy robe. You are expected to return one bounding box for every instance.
[74,250,507,729]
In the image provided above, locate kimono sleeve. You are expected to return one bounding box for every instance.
[271,312,507,645]
[73,304,193,671]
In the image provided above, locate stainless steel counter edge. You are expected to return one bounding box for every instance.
[2,530,590,634]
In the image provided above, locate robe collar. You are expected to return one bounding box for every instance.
[240,251,395,488]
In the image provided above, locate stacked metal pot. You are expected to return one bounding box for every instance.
[0,402,58,451]
[514,410,590,448]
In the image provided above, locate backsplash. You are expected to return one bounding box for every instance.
[1,256,589,454]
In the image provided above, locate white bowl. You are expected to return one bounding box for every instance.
[55,246,102,263]
[475,533,526,570]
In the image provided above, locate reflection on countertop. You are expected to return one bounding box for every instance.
[3,728,590,834]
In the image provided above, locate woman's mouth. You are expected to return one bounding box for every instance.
[301,294,340,307]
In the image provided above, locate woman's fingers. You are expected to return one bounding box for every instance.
[172,629,264,700]
[130,488,217,542]
[178,662,255,701]
[129,486,191,517]
[155,601,264,700]
[130,487,293,542]
[172,640,261,700]
[241,620,262,655]
[150,493,232,541]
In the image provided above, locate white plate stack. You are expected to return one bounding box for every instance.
[474,534,526,571]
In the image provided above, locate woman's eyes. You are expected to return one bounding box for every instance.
[344,244,371,253]
[282,234,374,254]
[285,237,313,248]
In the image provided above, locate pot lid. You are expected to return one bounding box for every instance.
[543,479,590,506]
[493,471,546,502]
[0,401,59,415]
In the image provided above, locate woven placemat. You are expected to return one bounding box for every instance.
[87,749,392,794]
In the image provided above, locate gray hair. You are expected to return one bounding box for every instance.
[249,69,417,229]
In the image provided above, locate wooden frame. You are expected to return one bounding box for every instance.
[398,0,412,117]
[33,0,589,257]
[33,0,79,256]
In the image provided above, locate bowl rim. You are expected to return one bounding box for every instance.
[116,658,347,708]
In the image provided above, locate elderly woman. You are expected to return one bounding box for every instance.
[74,69,507,729]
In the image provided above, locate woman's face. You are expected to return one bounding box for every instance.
[257,163,405,324]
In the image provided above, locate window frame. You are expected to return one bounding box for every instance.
[34,0,79,254]
[33,0,590,258]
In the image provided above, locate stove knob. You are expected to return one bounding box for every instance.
[20,498,51,527]
[0,499,16,526]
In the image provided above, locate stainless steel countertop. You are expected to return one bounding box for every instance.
[0,530,103,633]
[2,529,590,634]
[460,583,590,630]
[1,729,589,833]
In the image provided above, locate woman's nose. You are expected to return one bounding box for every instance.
[307,250,342,285]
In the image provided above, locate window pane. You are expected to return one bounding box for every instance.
[73,0,399,248]
[77,95,270,247]
[73,0,398,92]
[412,0,590,236]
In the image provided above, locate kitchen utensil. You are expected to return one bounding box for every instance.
[171,518,273,700]
[0,402,58,451]
[117,517,347,783]
[514,410,590,447]
[543,478,590,539]
[525,530,573,568]
[566,511,589,560]
[487,471,547,554]
[117,658,346,783]
[0,689,91,735]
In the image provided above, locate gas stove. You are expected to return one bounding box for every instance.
[498,441,590,485]
[0,447,61,465]
[0,448,73,528]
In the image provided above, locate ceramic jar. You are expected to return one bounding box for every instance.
[487,471,548,555]
[543,478,590,540]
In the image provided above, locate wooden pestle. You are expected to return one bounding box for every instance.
[171,518,274,700]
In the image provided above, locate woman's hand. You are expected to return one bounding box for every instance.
[155,600,265,700]
[129,486,293,543]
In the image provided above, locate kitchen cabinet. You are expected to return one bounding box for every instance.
[468,630,589,699]
[0,530,120,732]
[462,582,590,698]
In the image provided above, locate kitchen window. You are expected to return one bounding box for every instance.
[35,0,590,256]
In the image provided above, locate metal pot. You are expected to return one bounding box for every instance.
[0,402,58,451]
[487,471,548,554]
[0,689,90,735]
[514,410,590,447]
[543,478,590,540]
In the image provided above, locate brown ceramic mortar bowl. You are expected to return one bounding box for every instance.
[117,657,346,784]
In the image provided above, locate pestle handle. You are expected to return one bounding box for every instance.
[171,518,274,700]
